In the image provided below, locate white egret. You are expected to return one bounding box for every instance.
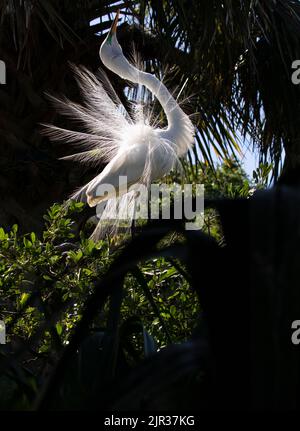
[44,10,194,238]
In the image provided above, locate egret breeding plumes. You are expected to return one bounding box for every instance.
[44,10,194,238]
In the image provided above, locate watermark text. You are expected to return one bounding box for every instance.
[0,60,6,85]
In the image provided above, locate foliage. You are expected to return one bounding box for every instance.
[2,162,300,411]
[0,205,196,408]
[0,160,254,409]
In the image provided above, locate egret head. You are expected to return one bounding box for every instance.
[100,10,123,70]
[99,10,138,81]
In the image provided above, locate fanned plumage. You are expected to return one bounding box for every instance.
[43,13,194,239]
[43,65,183,238]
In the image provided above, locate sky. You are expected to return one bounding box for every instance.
[238,138,259,177]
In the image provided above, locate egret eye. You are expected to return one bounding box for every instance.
[107,34,113,45]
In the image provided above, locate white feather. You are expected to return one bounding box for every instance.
[44,16,194,239]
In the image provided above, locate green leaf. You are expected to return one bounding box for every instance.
[0,228,5,240]
[68,249,83,263]
[170,305,177,317]
[12,224,18,234]
[23,238,32,248]
[20,293,30,307]
[55,323,63,336]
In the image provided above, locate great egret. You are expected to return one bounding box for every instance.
[44,10,194,238]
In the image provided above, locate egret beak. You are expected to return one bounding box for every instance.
[109,9,120,36]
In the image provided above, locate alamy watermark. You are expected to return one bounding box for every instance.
[95,178,204,230]
[0,60,6,85]
[291,320,300,345]
[0,320,6,344]
[291,60,300,84]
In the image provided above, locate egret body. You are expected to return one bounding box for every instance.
[45,10,194,237]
